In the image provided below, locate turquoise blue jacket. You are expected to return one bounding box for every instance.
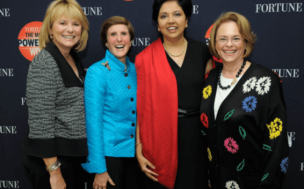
[81,50,137,174]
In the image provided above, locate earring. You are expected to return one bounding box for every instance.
[158,28,160,31]
[50,34,53,39]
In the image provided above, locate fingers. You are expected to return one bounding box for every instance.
[145,172,159,182]
[141,162,159,182]
[146,160,155,170]
[93,182,107,189]
[108,177,115,186]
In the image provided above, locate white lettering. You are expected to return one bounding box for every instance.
[21,97,27,105]
[30,48,40,56]
[0,69,14,77]
[301,163,304,171]
[289,3,296,12]
[297,3,302,12]
[269,4,274,12]
[272,69,299,78]
[256,3,303,13]
[287,132,295,147]
[18,39,39,47]
[282,3,288,12]
[81,7,102,16]
[132,38,150,46]
[0,8,10,17]
[0,126,17,134]
[0,180,19,188]
[256,4,262,13]
[193,5,199,14]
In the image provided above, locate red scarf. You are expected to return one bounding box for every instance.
[135,38,178,189]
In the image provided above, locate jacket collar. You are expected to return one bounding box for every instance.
[105,49,130,72]
[45,42,85,87]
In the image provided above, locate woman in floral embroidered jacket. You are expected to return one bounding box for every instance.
[200,12,289,189]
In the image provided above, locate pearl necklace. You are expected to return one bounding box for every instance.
[218,59,246,90]
[163,38,186,57]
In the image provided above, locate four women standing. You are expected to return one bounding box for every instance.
[22,0,288,189]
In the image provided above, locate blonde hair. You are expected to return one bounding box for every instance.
[209,12,256,59]
[39,0,89,51]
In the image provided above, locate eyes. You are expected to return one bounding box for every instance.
[218,37,243,44]
[110,32,128,36]
[59,21,80,26]
[159,12,183,19]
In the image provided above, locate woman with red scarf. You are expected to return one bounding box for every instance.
[135,0,212,188]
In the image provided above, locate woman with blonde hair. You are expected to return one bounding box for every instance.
[22,0,90,188]
[200,12,289,189]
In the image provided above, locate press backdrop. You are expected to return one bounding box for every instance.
[0,0,303,188]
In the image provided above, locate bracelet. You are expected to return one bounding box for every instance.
[136,142,142,146]
[46,160,61,172]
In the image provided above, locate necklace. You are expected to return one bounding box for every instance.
[218,59,246,90]
[163,38,186,57]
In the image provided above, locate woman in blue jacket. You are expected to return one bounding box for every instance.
[82,16,139,189]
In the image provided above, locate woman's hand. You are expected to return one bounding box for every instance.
[49,168,66,189]
[136,148,159,182]
[93,172,115,189]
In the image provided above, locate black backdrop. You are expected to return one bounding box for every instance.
[0,0,303,188]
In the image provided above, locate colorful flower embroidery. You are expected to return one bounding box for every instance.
[202,85,212,99]
[225,181,240,189]
[200,113,209,128]
[239,126,246,139]
[243,77,257,93]
[280,157,289,174]
[261,173,269,181]
[266,118,283,139]
[205,71,210,81]
[242,96,257,113]
[237,159,245,171]
[224,137,239,154]
[224,109,235,121]
[256,76,271,95]
[207,148,212,161]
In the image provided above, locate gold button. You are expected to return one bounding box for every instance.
[127,85,131,89]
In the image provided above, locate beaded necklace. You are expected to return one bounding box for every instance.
[218,59,246,90]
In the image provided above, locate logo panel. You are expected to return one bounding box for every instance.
[18,21,43,61]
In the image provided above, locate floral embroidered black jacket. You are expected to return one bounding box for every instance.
[200,62,289,189]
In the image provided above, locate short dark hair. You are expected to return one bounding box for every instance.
[100,16,135,44]
[152,0,193,23]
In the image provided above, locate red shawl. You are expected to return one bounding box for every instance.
[135,38,178,189]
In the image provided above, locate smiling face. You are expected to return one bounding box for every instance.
[50,15,82,52]
[215,21,246,64]
[105,24,131,64]
[157,1,188,40]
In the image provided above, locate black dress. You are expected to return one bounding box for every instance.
[143,38,211,189]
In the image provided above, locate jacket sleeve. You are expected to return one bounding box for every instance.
[81,64,107,174]
[25,51,58,157]
[258,75,289,189]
